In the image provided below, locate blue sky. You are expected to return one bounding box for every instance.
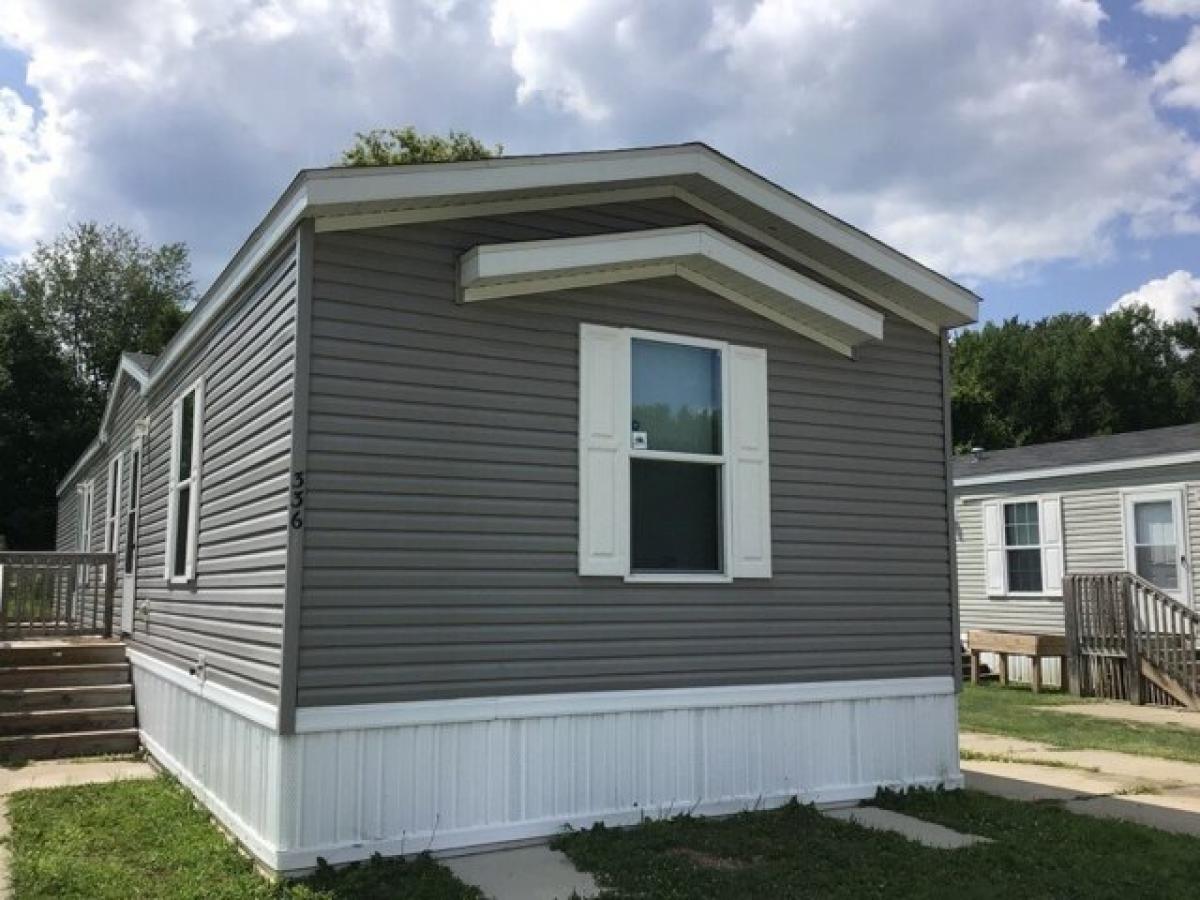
[2,0,1199,325]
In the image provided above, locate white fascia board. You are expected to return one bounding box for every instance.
[955,449,1200,490]
[460,224,884,347]
[306,144,978,323]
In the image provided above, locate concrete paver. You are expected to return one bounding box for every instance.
[444,844,599,900]
[825,806,991,849]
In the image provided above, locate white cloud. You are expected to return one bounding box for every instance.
[0,0,1198,289]
[1139,0,1200,18]
[1109,270,1200,321]
[1156,26,1200,109]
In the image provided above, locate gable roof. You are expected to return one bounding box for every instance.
[150,143,978,391]
[56,352,155,495]
[954,422,1200,488]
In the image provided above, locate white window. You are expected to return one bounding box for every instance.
[1122,488,1190,603]
[103,453,123,554]
[165,380,204,582]
[982,496,1063,597]
[578,324,771,582]
[77,481,95,552]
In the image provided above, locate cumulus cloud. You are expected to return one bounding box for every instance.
[1156,26,1200,109]
[1139,0,1200,18]
[1109,270,1200,321]
[0,0,1198,290]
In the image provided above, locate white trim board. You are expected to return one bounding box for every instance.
[458,224,883,357]
[58,354,152,495]
[294,675,954,733]
[956,450,1200,489]
[127,648,277,730]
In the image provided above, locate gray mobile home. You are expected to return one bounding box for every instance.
[955,424,1200,686]
[55,144,978,873]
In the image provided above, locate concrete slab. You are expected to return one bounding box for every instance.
[0,758,154,796]
[1043,703,1200,731]
[961,760,1139,800]
[960,732,1057,756]
[444,844,599,900]
[824,806,991,849]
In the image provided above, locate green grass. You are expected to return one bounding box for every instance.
[554,789,1200,899]
[6,777,483,899]
[959,683,1200,764]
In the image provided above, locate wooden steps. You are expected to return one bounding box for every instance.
[0,640,137,761]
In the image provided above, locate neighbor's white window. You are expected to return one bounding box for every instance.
[578,324,771,581]
[77,481,95,552]
[982,496,1063,597]
[165,379,204,582]
[103,454,123,554]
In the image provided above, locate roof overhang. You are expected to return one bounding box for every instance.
[148,144,979,392]
[955,449,1200,491]
[459,225,883,357]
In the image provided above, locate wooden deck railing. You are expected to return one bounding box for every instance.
[1064,571,1200,709]
[0,553,116,640]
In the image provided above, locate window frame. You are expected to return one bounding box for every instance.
[103,453,123,554]
[164,378,204,585]
[623,328,733,585]
[1000,498,1045,596]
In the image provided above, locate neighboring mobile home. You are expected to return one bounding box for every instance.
[955,424,1200,686]
[55,144,977,873]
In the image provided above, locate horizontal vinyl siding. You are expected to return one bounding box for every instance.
[132,242,298,704]
[957,463,1200,636]
[297,204,954,707]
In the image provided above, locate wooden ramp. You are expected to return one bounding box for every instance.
[1065,572,1200,709]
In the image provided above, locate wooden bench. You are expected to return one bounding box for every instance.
[968,630,1068,694]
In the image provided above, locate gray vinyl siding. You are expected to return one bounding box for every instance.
[55,488,77,551]
[956,463,1200,635]
[295,204,954,707]
[131,242,298,704]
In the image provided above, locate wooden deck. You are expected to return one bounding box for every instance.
[968,630,1068,694]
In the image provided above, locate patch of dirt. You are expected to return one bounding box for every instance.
[666,847,750,871]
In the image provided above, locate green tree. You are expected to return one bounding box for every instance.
[341,126,501,166]
[951,305,1200,452]
[0,223,192,548]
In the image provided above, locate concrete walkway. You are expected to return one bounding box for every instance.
[0,757,154,899]
[961,732,1200,837]
[444,845,599,900]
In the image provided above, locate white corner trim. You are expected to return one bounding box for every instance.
[127,648,278,730]
[294,675,954,734]
[956,449,1200,490]
[458,224,884,351]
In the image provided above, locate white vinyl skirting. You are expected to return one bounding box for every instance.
[130,653,962,874]
[977,651,1064,688]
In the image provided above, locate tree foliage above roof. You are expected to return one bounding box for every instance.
[951,304,1200,453]
[0,222,192,548]
[341,126,502,166]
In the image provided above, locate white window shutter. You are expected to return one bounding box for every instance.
[983,500,1006,596]
[578,324,629,576]
[1040,496,1064,596]
[729,344,772,578]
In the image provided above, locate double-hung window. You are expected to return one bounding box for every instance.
[165,380,204,582]
[982,496,1063,597]
[103,454,123,554]
[579,324,772,581]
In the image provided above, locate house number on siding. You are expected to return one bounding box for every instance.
[290,472,305,529]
